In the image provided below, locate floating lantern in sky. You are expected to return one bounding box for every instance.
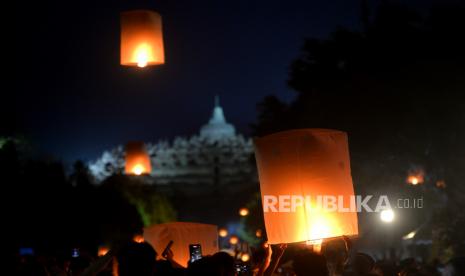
[406,170,424,185]
[120,10,165,67]
[229,235,239,245]
[218,228,228,238]
[239,207,249,217]
[436,180,446,189]
[241,253,250,262]
[255,229,262,238]
[125,142,152,175]
[254,129,359,245]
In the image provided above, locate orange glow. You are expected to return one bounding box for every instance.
[98,246,109,257]
[407,173,424,185]
[125,142,152,175]
[121,10,165,67]
[134,43,151,67]
[133,234,144,243]
[218,228,228,238]
[255,229,262,238]
[254,129,359,244]
[436,180,446,189]
[239,208,249,217]
[241,253,250,262]
[132,164,145,175]
[229,236,239,245]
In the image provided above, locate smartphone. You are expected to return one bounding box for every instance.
[162,240,174,258]
[189,244,202,263]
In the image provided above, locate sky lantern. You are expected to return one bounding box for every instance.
[120,10,165,67]
[125,142,152,175]
[254,129,359,245]
[239,207,249,217]
[218,228,228,238]
[406,170,424,185]
[229,235,239,245]
[144,222,218,267]
[241,253,250,262]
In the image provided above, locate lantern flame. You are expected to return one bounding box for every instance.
[134,43,151,68]
[132,164,145,175]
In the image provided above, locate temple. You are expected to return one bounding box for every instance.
[88,97,257,195]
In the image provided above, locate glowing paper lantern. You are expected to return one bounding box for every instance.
[218,228,228,238]
[121,10,165,67]
[125,142,152,175]
[241,253,250,262]
[144,222,218,267]
[407,172,424,185]
[239,207,249,217]
[229,235,239,245]
[254,129,359,245]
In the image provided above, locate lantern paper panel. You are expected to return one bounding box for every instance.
[254,129,358,245]
[125,142,152,175]
[144,222,218,267]
[121,10,165,67]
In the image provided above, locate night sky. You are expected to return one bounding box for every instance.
[11,0,433,163]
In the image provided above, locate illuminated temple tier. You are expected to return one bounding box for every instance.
[89,97,256,192]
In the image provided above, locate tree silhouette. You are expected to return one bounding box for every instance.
[253,2,465,260]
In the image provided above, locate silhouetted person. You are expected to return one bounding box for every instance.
[187,252,235,276]
[293,250,329,276]
[116,241,157,276]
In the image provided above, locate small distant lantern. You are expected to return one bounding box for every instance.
[133,234,145,243]
[254,129,359,245]
[125,142,152,175]
[241,253,250,262]
[407,171,424,186]
[436,180,446,189]
[255,229,262,238]
[239,208,249,217]
[218,228,228,238]
[98,246,109,257]
[121,10,165,67]
[229,235,239,245]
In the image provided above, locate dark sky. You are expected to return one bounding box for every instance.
[11,0,432,163]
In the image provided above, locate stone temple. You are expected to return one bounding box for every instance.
[88,97,258,197]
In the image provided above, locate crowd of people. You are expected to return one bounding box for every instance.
[13,236,465,276]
